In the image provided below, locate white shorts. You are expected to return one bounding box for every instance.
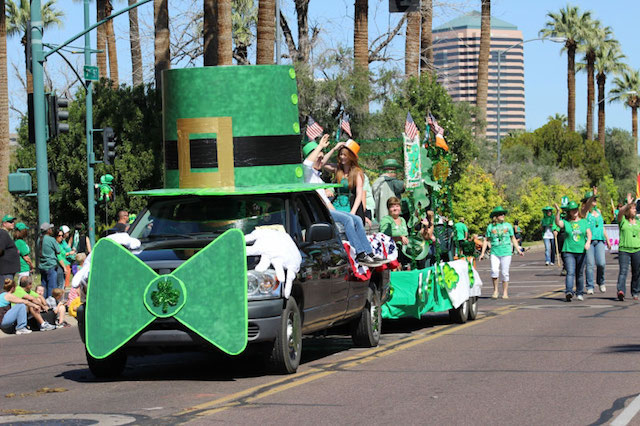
[490,254,512,282]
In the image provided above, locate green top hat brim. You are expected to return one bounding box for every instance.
[490,207,508,217]
[542,206,554,211]
[566,201,580,210]
[130,182,341,197]
[581,191,598,202]
[382,159,402,169]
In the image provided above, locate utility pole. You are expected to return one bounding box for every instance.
[31,0,50,226]
[84,0,96,246]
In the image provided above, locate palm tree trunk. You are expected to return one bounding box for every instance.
[256,0,275,64]
[154,0,170,89]
[0,0,10,211]
[476,0,490,137]
[404,11,420,77]
[105,0,119,87]
[97,0,107,80]
[203,0,216,65]
[217,0,232,65]
[633,106,638,154]
[296,0,310,63]
[420,0,432,74]
[586,53,595,141]
[354,0,368,69]
[597,72,605,147]
[128,0,143,86]
[567,41,576,132]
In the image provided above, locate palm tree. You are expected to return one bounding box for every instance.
[105,0,119,86]
[217,0,232,65]
[593,40,625,147]
[6,0,63,92]
[203,0,216,65]
[0,0,9,211]
[579,20,609,141]
[154,0,170,89]
[405,11,420,76]
[541,5,592,132]
[256,0,275,64]
[128,0,143,85]
[610,69,640,153]
[354,0,367,70]
[232,0,256,64]
[475,0,490,137]
[420,0,432,74]
[97,0,107,78]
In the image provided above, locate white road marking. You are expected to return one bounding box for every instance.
[0,414,136,425]
[611,393,640,426]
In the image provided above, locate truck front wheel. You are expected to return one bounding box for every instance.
[351,288,382,347]
[86,349,127,378]
[268,297,302,374]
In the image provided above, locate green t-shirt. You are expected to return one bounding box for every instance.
[619,216,640,253]
[11,287,39,306]
[486,222,514,257]
[586,209,605,241]
[380,215,408,238]
[15,239,30,273]
[39,235,61,270]
[561,219,590,253]
[454,222,468,241]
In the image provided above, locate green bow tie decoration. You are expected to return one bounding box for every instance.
[85,229,248,359]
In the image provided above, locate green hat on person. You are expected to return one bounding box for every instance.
[2,214,15,223]
[382,158,402,170]
[566,200,580,210]
[581,191,598,202]
[15,222,28,231]
[302,141,319,158]
[542,206,554,211]
[490,206,508,218]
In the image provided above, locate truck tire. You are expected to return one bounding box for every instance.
[268,297,302,374]
[86,349,127,378]
[467,296,478,321]
[449,299,469,324]
[351,288,381,347]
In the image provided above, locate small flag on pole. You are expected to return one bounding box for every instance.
[405,112,419,141]
[340,113,352,137]
[306,116,323,141]
[428,112,444,135]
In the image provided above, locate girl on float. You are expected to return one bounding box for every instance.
[555,201,591,302]
[479,206,524,299]
[615,193,640,301]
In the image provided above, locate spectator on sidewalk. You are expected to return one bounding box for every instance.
[0,279,38,334]
[37,223,60,298]
[13,275,56,330]
[46,288,68,327]
[0,215,19,283]
[14,223,33,279]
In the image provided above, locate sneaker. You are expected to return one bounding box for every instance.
[356,253,383,267]
[550,262,554,266]
[15,327,32,335]
[599,285,606,293]
[586,289,594,295]
[618,291,625,301]
[561,269,567,276]
[577,295,584,301]
[371,254,390,264]
[566,293,573,302]
[545,261,549,266]
[40,322,55,331]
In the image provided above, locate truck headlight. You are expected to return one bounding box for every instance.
[247,270,281,300]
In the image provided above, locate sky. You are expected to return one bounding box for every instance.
[6,0,640,138]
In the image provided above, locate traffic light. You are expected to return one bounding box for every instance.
[103,127,116,165]
[47,94,70,137]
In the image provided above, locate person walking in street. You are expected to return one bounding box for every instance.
[454,217,468,257]
[580,189,611,294]
[0,215,19,283]
[37,223,60,299]
[541,206,556,265]
[479,206,524,299]
[555,201,592,302]
[615,193,640,301]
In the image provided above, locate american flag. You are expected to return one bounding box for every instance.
[405,112,418,141]
[306,116,323,140]
[428,112,444,135]
[340,114,352,137]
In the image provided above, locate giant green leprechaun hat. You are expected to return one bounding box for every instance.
[131,65,336,196]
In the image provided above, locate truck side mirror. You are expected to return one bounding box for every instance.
[307,223,333,243]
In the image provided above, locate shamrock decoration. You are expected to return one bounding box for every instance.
[151,279,180,313]
[441,263,459,290]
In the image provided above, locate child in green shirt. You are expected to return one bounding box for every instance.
[555,201,592,302]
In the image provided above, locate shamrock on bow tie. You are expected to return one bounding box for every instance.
[85,229,248,359]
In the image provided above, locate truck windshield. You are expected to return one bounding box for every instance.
[129,196,286,240]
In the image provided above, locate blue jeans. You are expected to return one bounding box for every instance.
[543,238,556,264]
[585,240,606,290]
[330,210,373,255]
[616,250,640,296]
[40,267,58,299]
[1,303,27,331]
[563,252,585,296]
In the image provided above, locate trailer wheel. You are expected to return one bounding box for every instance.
[86,349,127,379]
[449,299,469,324]
[467,296,478,321]
[351,288,382,347]
[268,296,302,374]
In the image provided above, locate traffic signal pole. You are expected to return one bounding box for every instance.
[31,0,50,226]
[84,0,96,246]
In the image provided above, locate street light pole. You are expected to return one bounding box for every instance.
[84,0,96,246]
